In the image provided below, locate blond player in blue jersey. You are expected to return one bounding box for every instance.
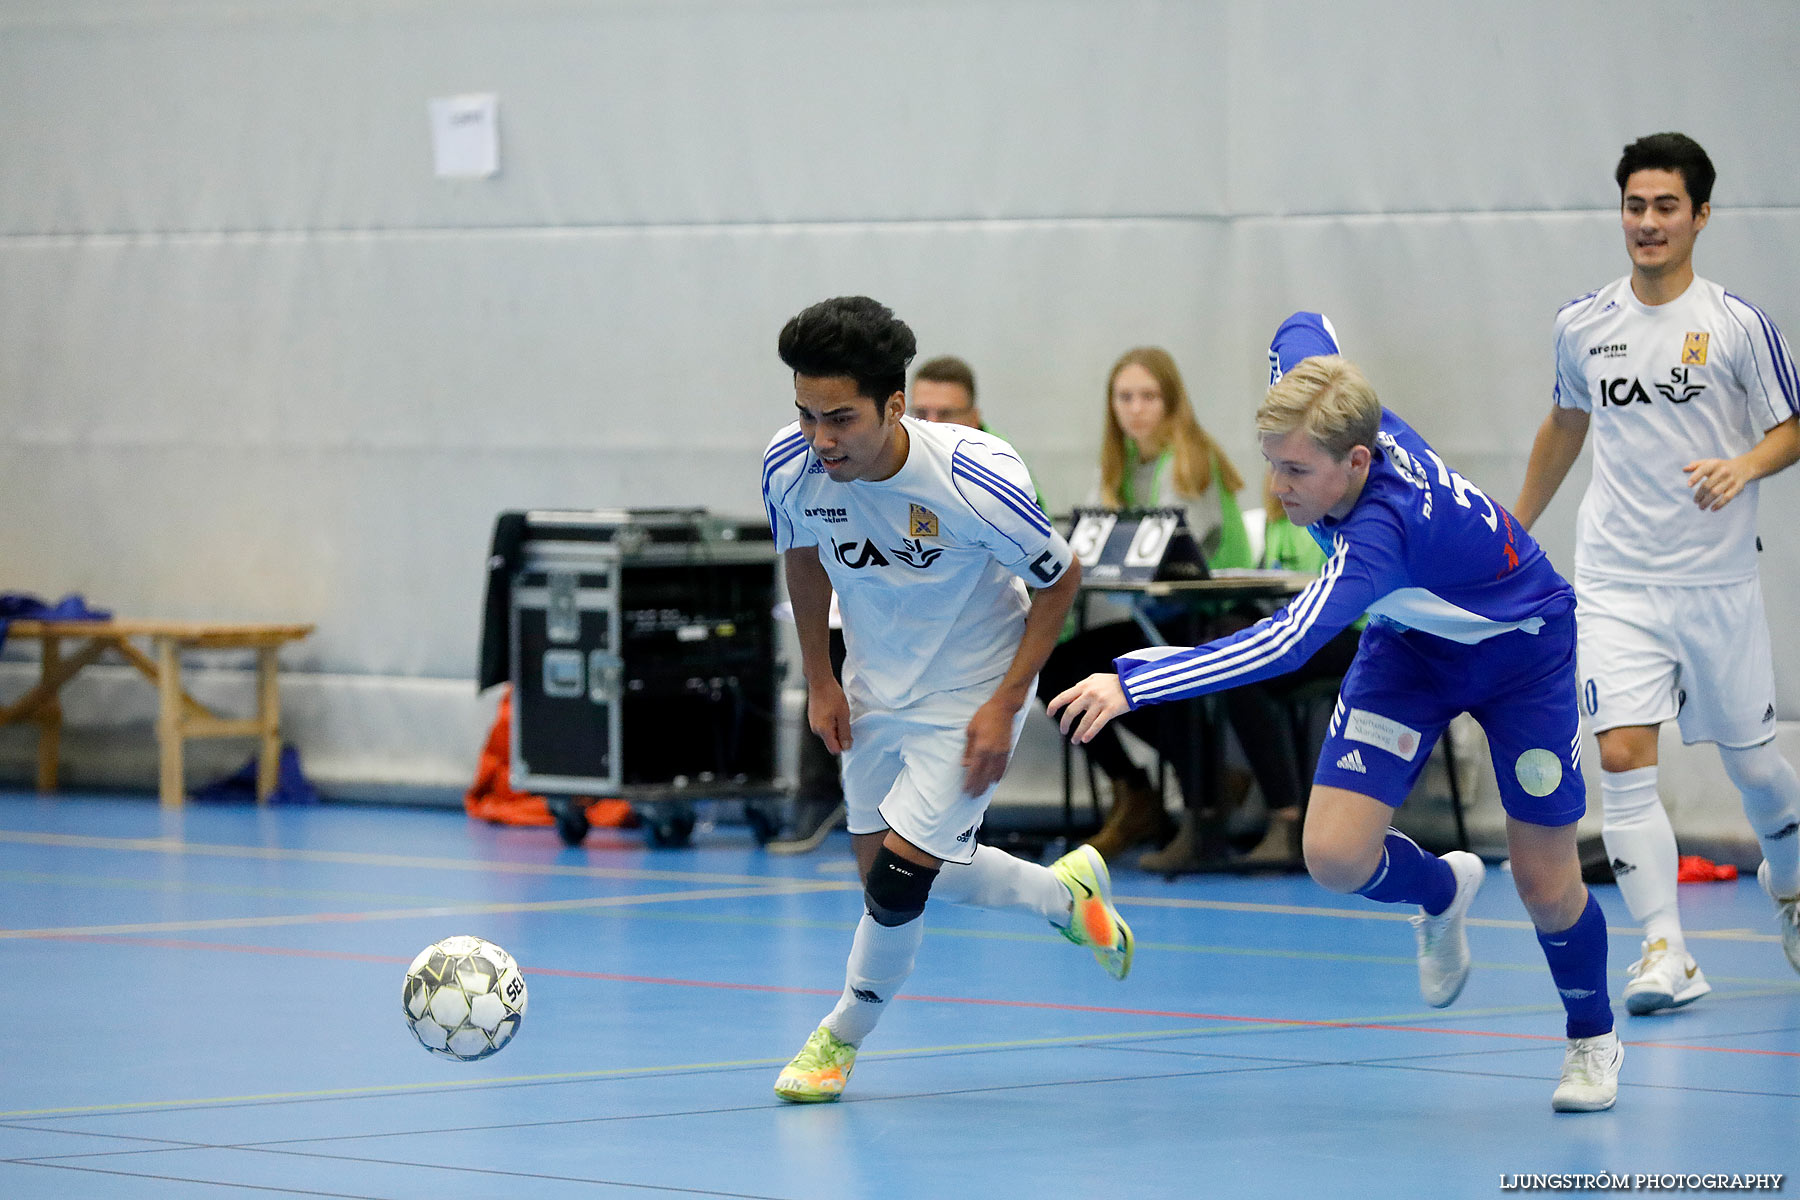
[761,296,1133,1103]
[1053,341,1622,1111]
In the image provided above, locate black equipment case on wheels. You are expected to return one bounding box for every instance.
[478,508,783,846]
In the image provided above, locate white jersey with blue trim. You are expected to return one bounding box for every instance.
[1553,274,1799,586]
[1118,409,1574,708]
[762,416,1072,711]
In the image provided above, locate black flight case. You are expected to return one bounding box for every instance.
[497,508,783,847]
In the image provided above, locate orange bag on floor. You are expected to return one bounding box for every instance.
[465,687,633,828]
[1676,855,1738,883]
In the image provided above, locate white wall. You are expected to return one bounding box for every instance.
[2,1,1797,831]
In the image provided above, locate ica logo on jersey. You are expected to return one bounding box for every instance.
[832,537,947,571]
[1598,367,1706,407]
[832,539,891,569]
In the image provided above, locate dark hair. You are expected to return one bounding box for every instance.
[913,355,977,402]
[1615,132,1715,210]
[778,296,917,404]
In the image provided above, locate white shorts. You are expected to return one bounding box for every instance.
[840,676,1031,865]
[1575,573,1779,748]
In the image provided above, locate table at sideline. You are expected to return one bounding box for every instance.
[1,618,314,807]
[1058,569,1315,856]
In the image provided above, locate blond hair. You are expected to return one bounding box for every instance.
[1098,346,1243,507]
[1255,354,1381,460]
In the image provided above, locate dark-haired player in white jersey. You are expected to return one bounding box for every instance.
[1515,133,1800,1014]
[761,296,1133,1103]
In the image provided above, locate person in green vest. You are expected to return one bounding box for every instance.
[1036,346,1255,861]
[911,355,1050,515]
[909,355,987,429]
[1206,468,1366,867]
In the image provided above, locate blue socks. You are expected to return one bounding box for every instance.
[1536,891,1614,1039]
[1354,831,1457,914]
[1352,831,1614,1039]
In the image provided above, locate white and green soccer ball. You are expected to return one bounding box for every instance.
[402,935,528,1061]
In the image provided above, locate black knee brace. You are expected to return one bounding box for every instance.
[864,846,939,927]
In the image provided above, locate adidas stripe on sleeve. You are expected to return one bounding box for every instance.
[949,439,1071,588]
[1723,292,1800,428]
[760,424,817,551]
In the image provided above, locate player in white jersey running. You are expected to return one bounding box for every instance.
[1514,132,1800,1014]
[760,296,1134,1103]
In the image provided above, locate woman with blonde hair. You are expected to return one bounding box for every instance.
[1036,346,1253,860]
[1096,347,1252,565]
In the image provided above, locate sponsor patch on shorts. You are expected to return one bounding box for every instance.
[1514,748,1564,798]
[1343,708,1423,761]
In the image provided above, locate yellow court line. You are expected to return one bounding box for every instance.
[0,882,850,940]
[0,1002,1566,1121]
[2,829,1776,944]
[0,829,797,888]
[1118,894,1787,945]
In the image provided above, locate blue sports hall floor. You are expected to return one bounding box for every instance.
[1,790,1794,1199]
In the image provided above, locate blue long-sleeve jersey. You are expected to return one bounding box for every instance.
[1118,408,1574,708]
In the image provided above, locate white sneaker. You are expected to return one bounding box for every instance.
[1623,938,1711,1015]
[1410,851,1486,1008]
[1551,1030,1623,1112]
[1757,860,1800,975]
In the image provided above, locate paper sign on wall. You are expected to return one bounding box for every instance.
[428,93,499,178]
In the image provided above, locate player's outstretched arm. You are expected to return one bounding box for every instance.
[1685,414,1800,511]
[1513,407,1590,531]
[1048,672,1128,745]
[784,547,851,753]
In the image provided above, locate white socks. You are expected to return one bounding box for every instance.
[1720,741,1800,897]
[823,913,923,1047]
[1600,766,1686,953]
[819,846,1077,1048]
[932,844,1073,924]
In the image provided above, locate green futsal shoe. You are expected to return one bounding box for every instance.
[1051,844,1135,981]
[774,1024,857,1103]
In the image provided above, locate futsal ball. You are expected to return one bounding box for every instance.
[402,935,528,1061]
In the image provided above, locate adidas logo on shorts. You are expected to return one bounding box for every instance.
[1335,749,1367,774]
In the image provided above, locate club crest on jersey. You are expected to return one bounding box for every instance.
[1681,331,1709,366]
[908,503,940,538]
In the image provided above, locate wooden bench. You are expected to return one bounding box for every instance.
[0,619,314,807]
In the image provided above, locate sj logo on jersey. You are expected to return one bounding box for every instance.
[1681,331,1709,366]
[908,504,940,538]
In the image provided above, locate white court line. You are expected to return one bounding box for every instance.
[0,828,1779,944]
[0,829,800,887]
[0,882,850,940]
[1119,894,1786,944]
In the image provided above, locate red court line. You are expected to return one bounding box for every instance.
[39,932,1800,1059]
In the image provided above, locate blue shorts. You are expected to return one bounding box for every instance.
[1312,611,1585,827]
